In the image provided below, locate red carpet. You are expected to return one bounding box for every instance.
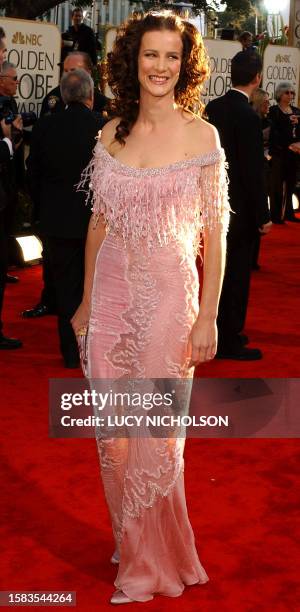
[1,220,300,610]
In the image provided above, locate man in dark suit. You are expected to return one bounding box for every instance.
[0,28,23,349]
[0,120,22,349]
[0,61,26,281]
[206,51,272,360]
[23,51,108,320]
[27,69,102,367]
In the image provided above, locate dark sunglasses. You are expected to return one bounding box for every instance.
[0,74,18,81]
[284,90,295,95]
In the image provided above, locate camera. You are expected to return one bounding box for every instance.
[0,95,37,127]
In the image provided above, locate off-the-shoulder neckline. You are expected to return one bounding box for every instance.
[96,139,224,175]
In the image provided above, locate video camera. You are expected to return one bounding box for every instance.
[0,95,37,128]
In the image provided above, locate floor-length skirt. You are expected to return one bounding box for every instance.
[87,235,209,601]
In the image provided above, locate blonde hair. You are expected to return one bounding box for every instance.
[251,88,269,117]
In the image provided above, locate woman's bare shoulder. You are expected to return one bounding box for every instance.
[178,109,221,155]
[99,117,120,149]
[185,113,221,155]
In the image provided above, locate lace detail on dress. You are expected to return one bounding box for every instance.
[122,438,184,522]
[104,252,162,378]
[96,437,127,545]
[78,140,230,255]
[165,251,199,378]
[97,433,185,544]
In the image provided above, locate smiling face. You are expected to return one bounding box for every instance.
[137,29,183,99]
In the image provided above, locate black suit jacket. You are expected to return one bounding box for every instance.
[0,139,10,164]
[0,136,16,213]
[206,90,270,234]
[40,84,108,118]
[27,102,102,239]
[0,140,11,212]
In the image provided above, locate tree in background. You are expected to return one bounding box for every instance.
[0,0,255,20]
[0,0,288,45]
[0,0,92,19]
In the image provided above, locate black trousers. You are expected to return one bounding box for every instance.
[40,236,57,311]
[217,231,255,353]
[46,236,85,363]
[269,152,297,222]
[0,212,8,335]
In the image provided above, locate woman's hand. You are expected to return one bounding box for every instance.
[71,300,91,336]
[289,141,300,154]
[12,115,23,131]
[188,316,218,368]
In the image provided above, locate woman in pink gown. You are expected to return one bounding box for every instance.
[73,12,229,605]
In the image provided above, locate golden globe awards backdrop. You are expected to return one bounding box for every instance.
[262,44,300,104]
[202,39,242,105]
[0,18,61,116]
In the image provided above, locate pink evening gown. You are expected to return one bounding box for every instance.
[79,136,230,602]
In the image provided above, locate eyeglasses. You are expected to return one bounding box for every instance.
[284,90,295,95]
[0,74,18,81]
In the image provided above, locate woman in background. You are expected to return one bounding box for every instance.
[269,82,300,223]
[73,12,229,604]
[250,88,271,268]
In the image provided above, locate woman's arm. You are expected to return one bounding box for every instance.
[71,121,119,335]
[71,214,106,334]
[187,122,229,366]
[189,227,226,366]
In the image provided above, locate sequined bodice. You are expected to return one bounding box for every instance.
[79,138,230,254]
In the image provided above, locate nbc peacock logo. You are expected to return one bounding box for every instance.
[12,31,42,46]
[275,54,291,63]
[12,32,25,44]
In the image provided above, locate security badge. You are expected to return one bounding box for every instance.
[48,96,60,111]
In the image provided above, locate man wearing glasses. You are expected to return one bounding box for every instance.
[0,61,24,222]
[0,32,23,349]
[0,62,19,107]
[0,62,23,151]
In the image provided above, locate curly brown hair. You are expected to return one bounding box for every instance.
[107,11,209,145]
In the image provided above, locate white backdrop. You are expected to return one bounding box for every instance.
[262,44,300,104]
[202,39,242,105]
[0,17,61,116]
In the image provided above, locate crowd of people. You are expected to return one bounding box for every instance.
[0,15,109,355]
[0,16,300,364]
[1,9,300,605]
